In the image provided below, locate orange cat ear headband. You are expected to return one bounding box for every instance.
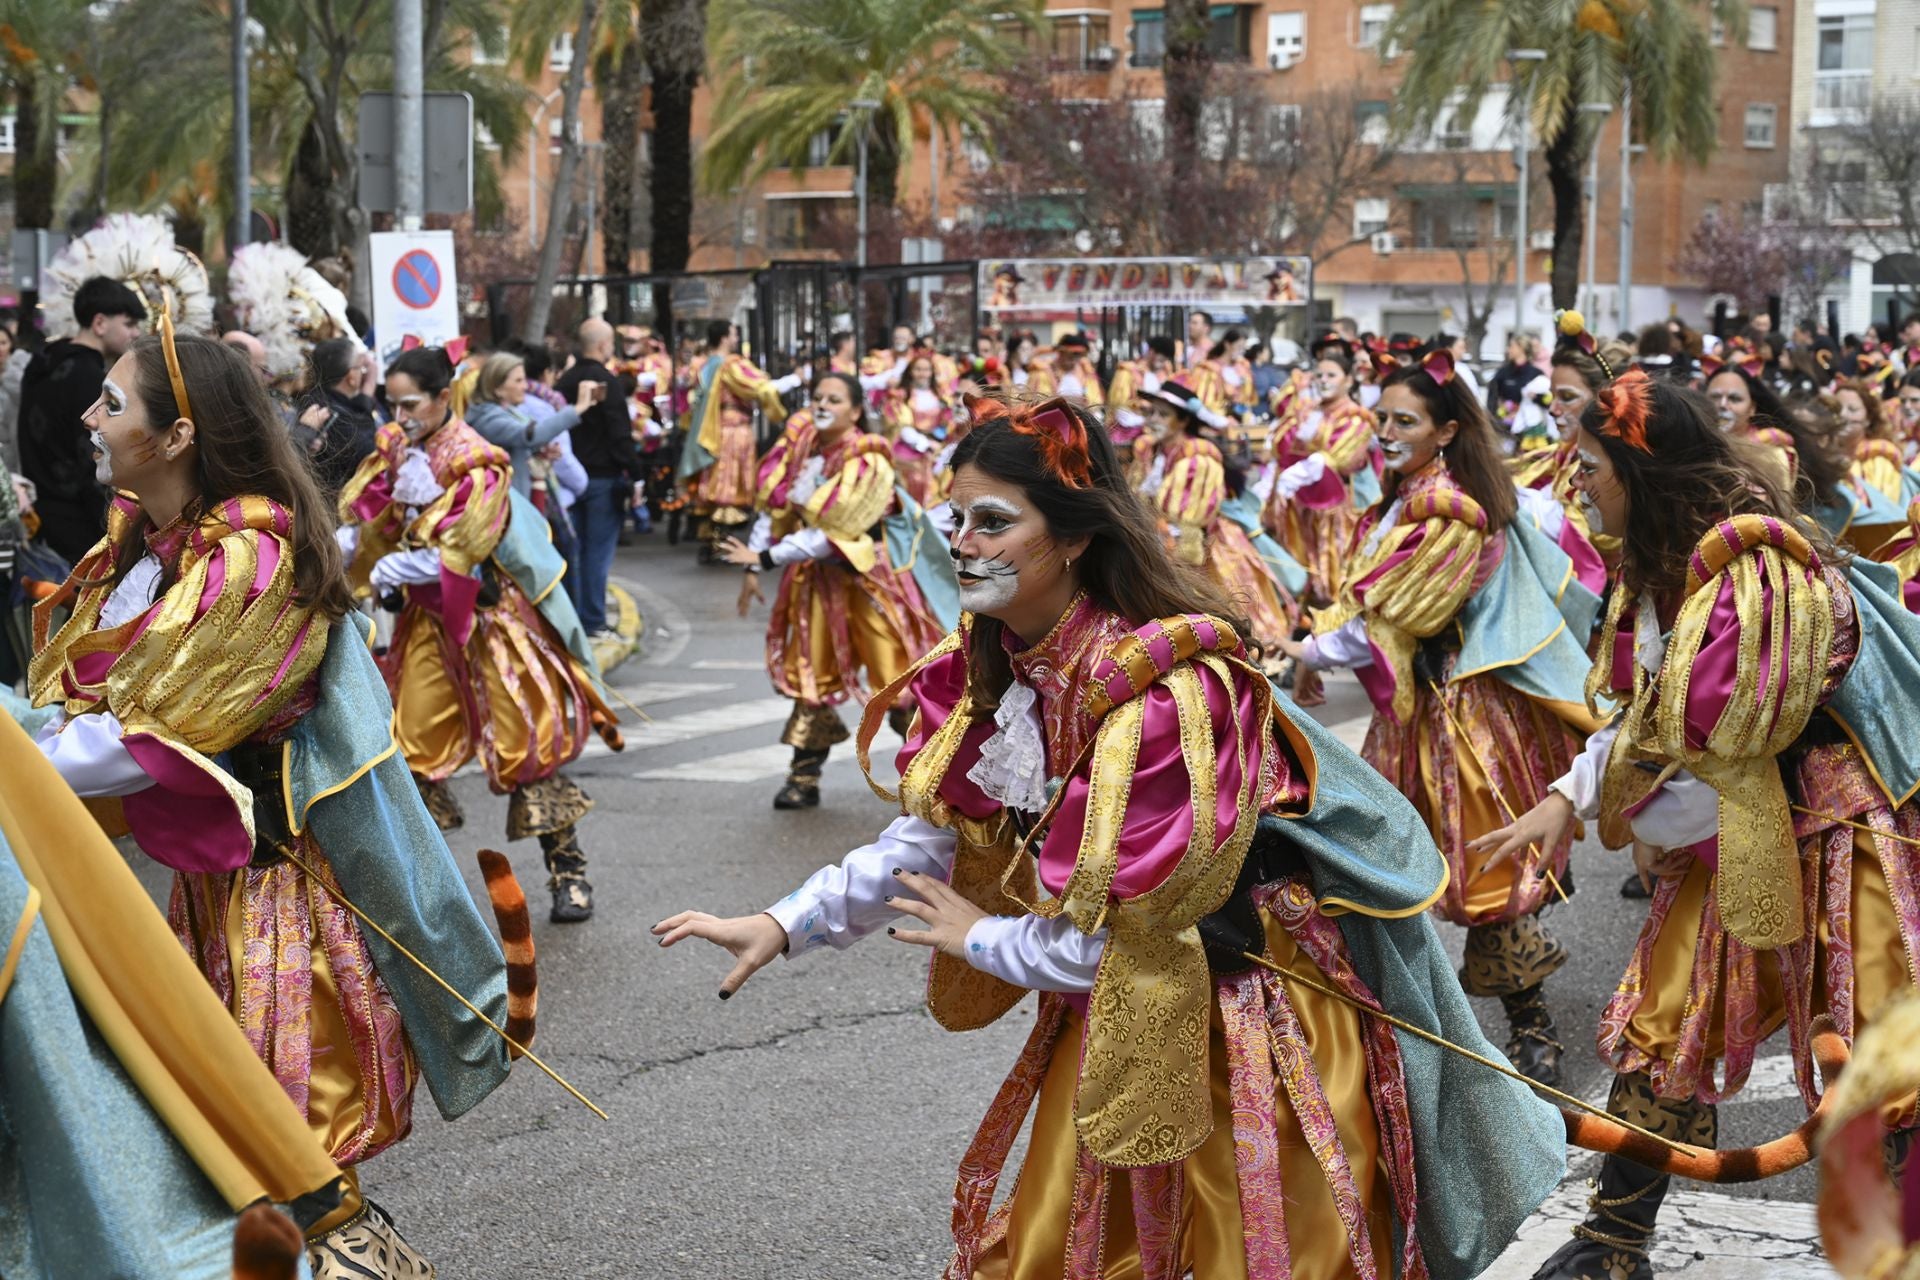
[963,393,1093,488]
[1594,367,1653,452]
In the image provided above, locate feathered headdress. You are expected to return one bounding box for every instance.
[1594,367,1653,452]
[227,242,360,380]
[41,212,213,339]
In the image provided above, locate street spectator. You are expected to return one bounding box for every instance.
[301,337,381,499]
[222,330,272,387]
[517,341,568,414]
[535,433,588,606]
[0,324,29,471]
[17,275,144,563]
[1485,329,1540,415]
[1249,342,1283,404]
[468,350,599,500]
[554,319,640,638]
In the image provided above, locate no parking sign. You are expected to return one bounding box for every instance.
[369,230,460,375]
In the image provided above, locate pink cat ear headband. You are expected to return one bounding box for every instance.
[963,394,1093,488]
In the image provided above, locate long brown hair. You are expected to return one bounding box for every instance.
[119,332,354,618]
[1705,365,1849,510]
[1580,378,1844,598]
[1377,352,1518,529]
[1834,377,1895,443]
[949,394,1250,702]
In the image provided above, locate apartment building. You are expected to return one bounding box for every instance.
[495,2,1797,348]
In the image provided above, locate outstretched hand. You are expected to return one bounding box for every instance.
[717,536,759,568]
[884,868,989,960]
[651,910,788,999]
[1467,791,1575,877]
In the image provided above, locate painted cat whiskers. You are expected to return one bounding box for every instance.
[952,495,1026,612]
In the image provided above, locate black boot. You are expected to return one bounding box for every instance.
[887,704,915,739]
[540,827,593,923]
[1530,1073,1716,1280]
[773,748,828,810]
[1620,872,1651,900]
[1500,982,1565,1088]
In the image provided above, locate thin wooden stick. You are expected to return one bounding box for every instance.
[282,850,609,1120]
[605,685,654,724]
[1793,804,1920,850]
[1239,949,1696,1157]
[1425,680,1570,904]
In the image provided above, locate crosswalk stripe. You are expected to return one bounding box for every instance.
[616,698,797,748]
[604,681,734,706]
[634,724,907,784]
[689,659,771,671]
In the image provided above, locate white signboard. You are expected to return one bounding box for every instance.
[369,230,460,374]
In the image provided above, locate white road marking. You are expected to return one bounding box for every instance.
[634,723,906,784]
[689,659,770,671]
[605,681,734,707]
[618,698,798,749]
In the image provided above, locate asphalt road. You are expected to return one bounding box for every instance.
[199,536,1825,1277]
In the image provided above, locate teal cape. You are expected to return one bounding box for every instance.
[886,486,961,631]
[493,489,607,694]
[0,844,235,1280]
[1351,462,1383,511]
[1827,557,1920,808]
[279,618,514,1119]
[1217,492,1311,597]
[1452,513,1600,708]
[1814,481,1907,540]
[1268,689,1565,1280]
[676,354,726,480]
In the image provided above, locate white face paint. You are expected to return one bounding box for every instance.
[1574,446,1607,534]
[91,375,128,483]
[951,496,1024,613]
[1379,440,1417,470]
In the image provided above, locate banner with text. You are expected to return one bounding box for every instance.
[979,256,1312,312]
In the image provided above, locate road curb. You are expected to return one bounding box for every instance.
[591,583,645,676]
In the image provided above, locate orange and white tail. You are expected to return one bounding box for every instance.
[476,849,537,1058]
[1564,1016,1850,1183]
[231,1202,303,1280]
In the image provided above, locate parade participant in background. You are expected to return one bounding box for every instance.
[1007,330,1053,396]
[1834,377,1919,508]
[341,344,624,924]
[1103,333,1176,447]
[1263,344,1379,609]
[882,352,953,506]
[1138,378,1301,669]
[1041,330,1102,405]
[29,330,528,1275]
[1210,327,1257,418]
[1898,369,1920,460]
[1705,359,1855,533]
[678,318,804,562]
[1477,370,1920,1280]
[18,276,148,563]
[613,323,674,427]
[720,371,952,810]
[657,396,1564,1280]
[1789,391,1908,557]
[465,350,600,499]
[828,330,858,376]
[1487,330,1542,421]
[1525,311,1629,570]
[861,324,916,399]
[1276,349,1604,1087]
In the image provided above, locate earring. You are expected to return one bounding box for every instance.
[1063,556,1072,573]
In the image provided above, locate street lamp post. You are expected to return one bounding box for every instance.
[849,98,880,270]
[1508,49,1546,336]
[1580,102,1613,321]
[231,0,250,250]
[1618,81,1637,331]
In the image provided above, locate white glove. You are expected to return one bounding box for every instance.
[335,525,360,558]
[369,548,443,594]
[1276,454,1329,501]
[637,371,658,390]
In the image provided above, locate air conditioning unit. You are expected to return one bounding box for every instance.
[1087,44,1117,68]
[1528,229,1554,250]
[1269,50,1296,71]
[1371,231,1398,255]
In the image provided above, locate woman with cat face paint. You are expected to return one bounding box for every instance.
[29,329,525,1276]
[1275,348,1605,1089]
[1473,369,1920,1280]
[1263,346,1381,607]
[720,371,949,810]
[657,393,1564,1280]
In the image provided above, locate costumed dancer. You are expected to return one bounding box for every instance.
[339,345,625,924]
[1209,327,1257,418]
[882,353,955,506]
[1008,331,1054,396]
[1834,376,1920,510]
[1103,334,1177,449]
[657,396,1565,1279]
[1478,370,1920,1280]
[1043,330,1103,406]
[1786,390,1907,557]
[721,372,954,810]
[28,331,531,1276]
[678,319,806,559]
[1261,342,1379,608]
[1529,310,1629,575]
[1275,349,1604,1087]
[1136,378,1301,672]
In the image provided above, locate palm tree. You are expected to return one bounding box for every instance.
[700,0,1040,217]
[1161,0,1211,245]
[519,0,599,342]
[1388,0,1734,310]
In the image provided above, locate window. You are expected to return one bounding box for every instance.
[1130,9,1165,67]
[1494,198,1520,241]
[804,120,845,167]
[476,120,499,151]
[765,195,855,251]
[1748,6,1778,50]
[1703,199,1723,223]
[1814,11,1874,122]
[1744,103,1777,148]
[1050,13,1111,68]
[1130,98,1166,155]
[471,28,505,65]
[1413,198,1482,250]
[1355,100,1390,146]
[1358,4,1393,49]
[1353,197,1390,238]
[548,32,574,71]
[0,116,13,155]
[1268,11,1305,67]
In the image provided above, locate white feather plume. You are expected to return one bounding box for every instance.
[227,242,360,380]
[41,213,213,339]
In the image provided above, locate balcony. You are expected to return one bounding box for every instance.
[1810,73,1870,128]
[1762,180,1900,226]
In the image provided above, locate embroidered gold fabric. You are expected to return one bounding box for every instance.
[924,813,1040,1032]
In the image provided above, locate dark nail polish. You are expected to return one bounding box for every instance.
[887,927,897,935]
[891,867,902,876]
[717,990,732,1001]
[884,894,893,902]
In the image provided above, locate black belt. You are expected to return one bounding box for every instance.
[227,742,296,868]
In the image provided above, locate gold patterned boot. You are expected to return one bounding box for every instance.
[305,1199,435,1280]
[413,776,463,833]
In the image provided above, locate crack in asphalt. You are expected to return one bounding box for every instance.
[537,1003,932,1088]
